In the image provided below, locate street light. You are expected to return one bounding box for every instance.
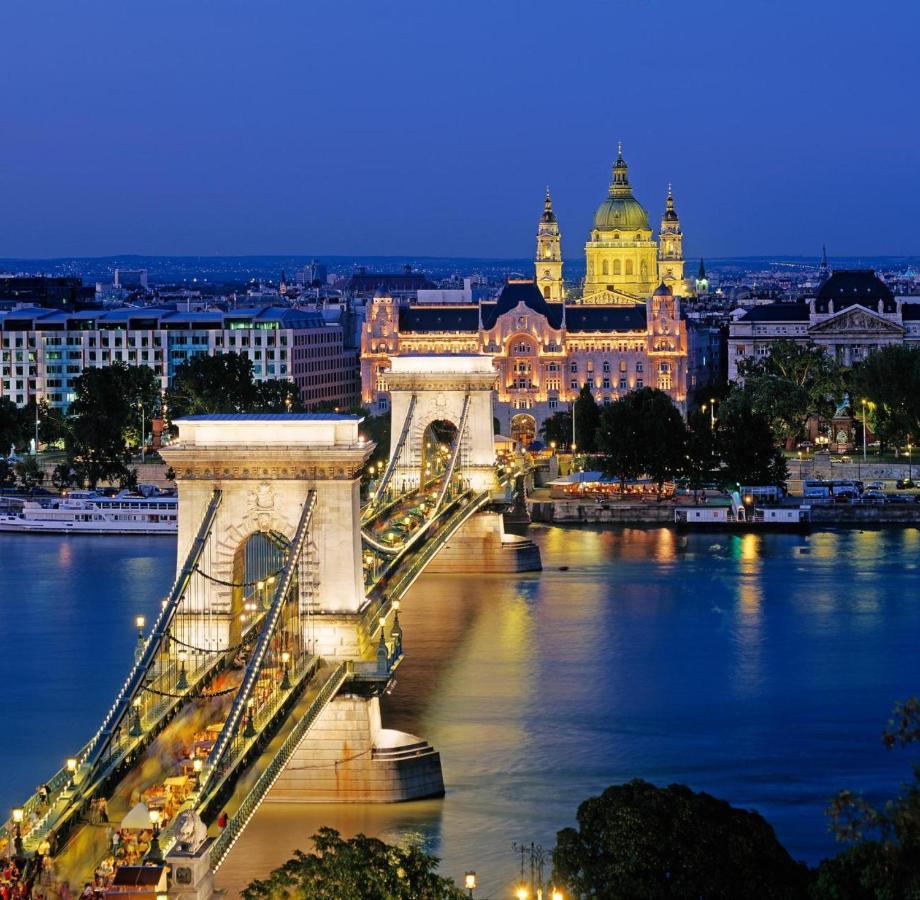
[463,871,476,897]
[551,890,564,900]
[709,396,717,429]
[147,809,163,861]
[280,650,291,691]
[176,649,189,691]
[909,442,914,486]
[11,808,23,824]
[516,886,529,900]
[135,615,145,638]
[137,401,145,464]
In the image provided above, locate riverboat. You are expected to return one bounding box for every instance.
[0,490,178,535]
[674,492,810,533]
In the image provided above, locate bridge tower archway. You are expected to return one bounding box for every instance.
[383,356,498,494]
[161,415,373,654]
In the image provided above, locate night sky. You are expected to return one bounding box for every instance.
[1,0,916,259]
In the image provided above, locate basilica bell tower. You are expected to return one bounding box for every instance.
[657,185,687,296]
[535,187,564,300]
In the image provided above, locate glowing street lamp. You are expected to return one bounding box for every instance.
[146,808,163,861]
[516,885,529,900]
[130,696,144,737]
[280,650,291,691]
[11,808,23,824]
[244,697,256,738]
[176,648,189,691]
[551,889,564,900]
[135,615,146,638]
[463,871,477,897]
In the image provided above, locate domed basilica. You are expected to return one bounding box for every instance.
[536,144,689,302]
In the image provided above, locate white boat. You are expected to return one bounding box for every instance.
[0,490,178,535]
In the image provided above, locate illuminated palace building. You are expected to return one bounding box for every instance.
[362,148,702,444]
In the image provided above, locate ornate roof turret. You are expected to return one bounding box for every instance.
[593,143,650,230]
[662,184,679,223]
[541,186,556,224]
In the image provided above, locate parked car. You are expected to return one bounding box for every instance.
[834,492,856,503]
[859,490,887,503]
[866,481,885,491]
[887,494,912,504]
[796,441,814,450]
[896,479,917,490]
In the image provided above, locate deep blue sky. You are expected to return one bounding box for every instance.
[1,0,916,259]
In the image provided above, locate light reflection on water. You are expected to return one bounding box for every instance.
[1,528,918,899]
[219,525,920,898]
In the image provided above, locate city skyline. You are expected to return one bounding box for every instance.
[2,0,917,259]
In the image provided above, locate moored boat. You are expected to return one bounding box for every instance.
[0,489,178,535]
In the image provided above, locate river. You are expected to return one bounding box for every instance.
[1,526,918,897]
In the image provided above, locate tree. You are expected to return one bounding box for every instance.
[850,345,920,450]
[540,410,573,449]
[814,698,920,898]
[66,364,156,487]
[166,352,258,420]
[684,408,718,497]
[717,398,788,487]
[51,462,77,490]
[551,780,809,899]
[596,389,686,496]
[736,340,846,446]
[0,397,25,454]
[253,379,303,413]
[242,827,464,900]
[15,456,45,491]
[573,384,600,452]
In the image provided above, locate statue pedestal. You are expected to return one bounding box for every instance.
[166,837,217,900]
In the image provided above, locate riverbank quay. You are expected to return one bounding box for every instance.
[528,497,920,527]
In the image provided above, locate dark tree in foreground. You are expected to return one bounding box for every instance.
[814,697,920,898]
[552,780,809,899]
[717,397,788,487]
[540,410,573,449]
[66,363,160,487]
[596,388,686,496]
[573,384,600,452]
[242,827,464,900]
[166,352,258,419]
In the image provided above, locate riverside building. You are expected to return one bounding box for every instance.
[0,306,359,411]
[728,270,920,381]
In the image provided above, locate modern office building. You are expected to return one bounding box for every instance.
[0,305,359,411]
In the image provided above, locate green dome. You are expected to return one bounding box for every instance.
[592,147,650,231]
[593,196,650,230]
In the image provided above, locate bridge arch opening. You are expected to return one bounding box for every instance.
[420,419,458,486]
[229,530,290,647]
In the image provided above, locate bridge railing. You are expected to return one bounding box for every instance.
[209,661,349,871]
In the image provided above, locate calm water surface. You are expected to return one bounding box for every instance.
[1,526,918,898]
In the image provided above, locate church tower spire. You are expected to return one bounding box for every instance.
[535,186,564,300]
[657,184,687,296]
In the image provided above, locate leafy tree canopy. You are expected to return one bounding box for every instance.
[552,779,809,899]
[849,344,920,449]
[166,352,259,419]
[242,827,464,900]
[596,388,686,494]
[573,385,600,452]
[717,394,788,487]
[540,410,572,450]
[736,340,845,443]
[815,697,920,897]
[66,363,159,487]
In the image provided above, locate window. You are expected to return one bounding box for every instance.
[602,361,610,373]
[659,362,670,374]
[636,361,644,373]
[570,378,578,390]
[619,377,627,390]
[636,378,644,389]
[625,259,634,276]
[548,399,558,410]
[613,259,622,276]
[569,361,577,373]
[601,260,609,276]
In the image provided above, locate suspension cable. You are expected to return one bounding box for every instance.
[192,564,285,589]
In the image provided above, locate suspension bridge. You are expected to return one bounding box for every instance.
[2,356,540,898]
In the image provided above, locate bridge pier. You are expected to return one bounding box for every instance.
[268,692,444,803]
[424,510,542,573]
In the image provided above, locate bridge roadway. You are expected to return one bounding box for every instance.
[2,461,522,891]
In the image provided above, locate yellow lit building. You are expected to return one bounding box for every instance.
[540,145,689,301]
